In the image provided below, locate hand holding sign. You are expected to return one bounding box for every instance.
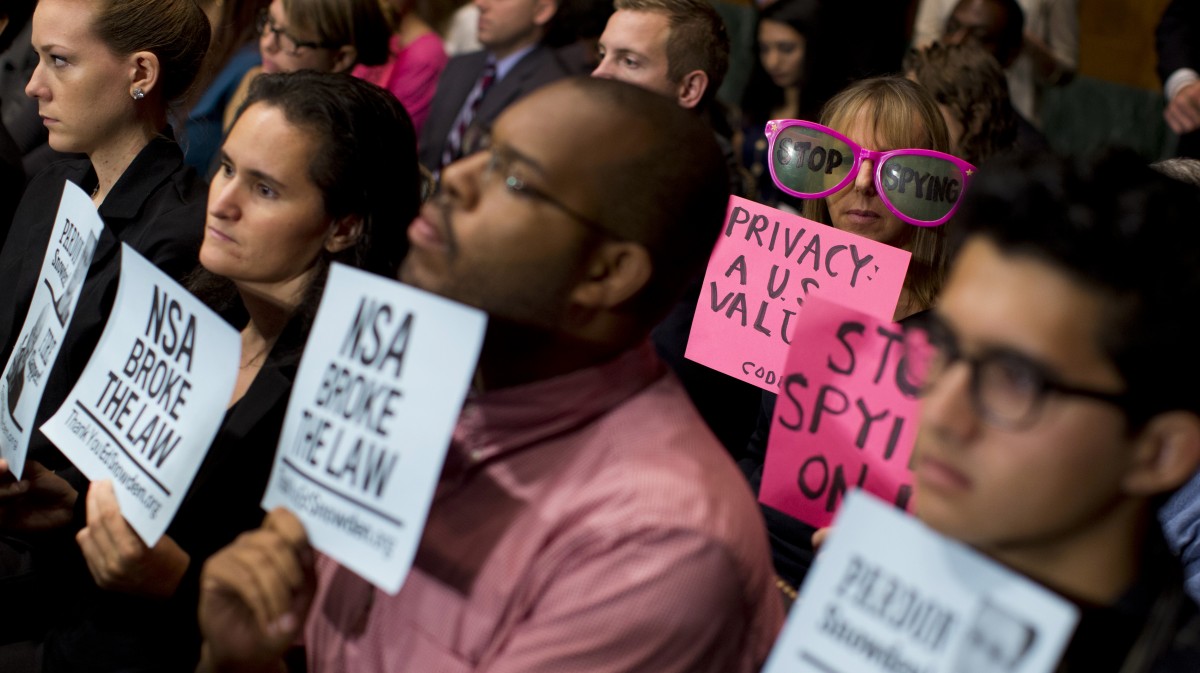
[76,480,190,599]
[0,459,77,532]
[0,182,104,478]
[41,244,240,546]
[260,264,486,594]
[198,508,314,671]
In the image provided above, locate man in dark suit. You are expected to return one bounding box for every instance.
[419,0,570,172]
[1158,0,1200,157]
[590,0,760,458]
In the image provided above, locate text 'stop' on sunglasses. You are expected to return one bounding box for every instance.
[765,119,977,227]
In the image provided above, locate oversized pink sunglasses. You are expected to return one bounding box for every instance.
[765,119,977,227]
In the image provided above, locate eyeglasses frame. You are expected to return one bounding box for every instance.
[903,314,1131,430]
[255,9,339,56]
[764,119,978,228]
[432,134,613,237]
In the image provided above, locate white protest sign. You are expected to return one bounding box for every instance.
[261,264,486,594]
[41,244,240,545]
[763,490,1079,673]
[0,181,103,478]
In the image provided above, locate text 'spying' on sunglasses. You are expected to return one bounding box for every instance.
[764,119,977,227]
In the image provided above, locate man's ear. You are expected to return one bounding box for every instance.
[569,241,652,310]
[1123,411,1200,496]
[325,215,364,254]
[331,45,359,74]
[676,70,709,110]
[533,0,557,28]
[129,51,161,101]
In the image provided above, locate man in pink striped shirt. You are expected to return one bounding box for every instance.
[196,77,785,673]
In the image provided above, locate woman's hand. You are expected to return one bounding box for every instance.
[0,458,78,531]
[198,508,315,673]
[812,526,831,551]
[76,480,190,599]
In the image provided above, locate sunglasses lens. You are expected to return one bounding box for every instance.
[770,125,855,196]
[878,154,965,224]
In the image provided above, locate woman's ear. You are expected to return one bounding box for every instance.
[568,241,652,310]
[129,51,161,101]
[1123,411,1200,497]
[325,215,364,254]
[331,45,359,74]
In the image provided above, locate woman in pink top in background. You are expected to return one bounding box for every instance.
[353,0,448,133]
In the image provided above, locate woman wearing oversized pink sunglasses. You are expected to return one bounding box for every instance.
[768,76,972,321]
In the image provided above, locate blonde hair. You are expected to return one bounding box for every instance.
[94,0,211,105]
[802,76,951,313]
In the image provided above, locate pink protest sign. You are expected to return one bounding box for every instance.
[759,297,919,528]
[685,197,911,393]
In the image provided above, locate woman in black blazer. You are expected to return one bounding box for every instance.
[0,0,210,665]
[2,71,420,671]
[0,0,211,485]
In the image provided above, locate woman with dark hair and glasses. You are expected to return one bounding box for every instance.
[0,71,420,672]
[222,0,392,130]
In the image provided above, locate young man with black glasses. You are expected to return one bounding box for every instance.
[904,149,1200,671]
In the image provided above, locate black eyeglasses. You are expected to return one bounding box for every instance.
[903,313,1130,429]
[444,129,611,235]
[256,9,338,56]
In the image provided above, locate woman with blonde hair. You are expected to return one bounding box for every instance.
[0,0,211,479]
[0,0,210,667]
[791,75,961,320]
[222,0,391,129]
[743,76,975,592]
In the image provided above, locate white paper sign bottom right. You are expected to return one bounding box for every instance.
[763,490,1079,673]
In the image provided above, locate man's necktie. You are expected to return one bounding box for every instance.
[442,61,497,168]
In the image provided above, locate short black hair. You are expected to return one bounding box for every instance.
[562,77,729,321]
[953,149,1200,427]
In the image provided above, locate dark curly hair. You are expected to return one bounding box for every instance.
[903,42,1018,165]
